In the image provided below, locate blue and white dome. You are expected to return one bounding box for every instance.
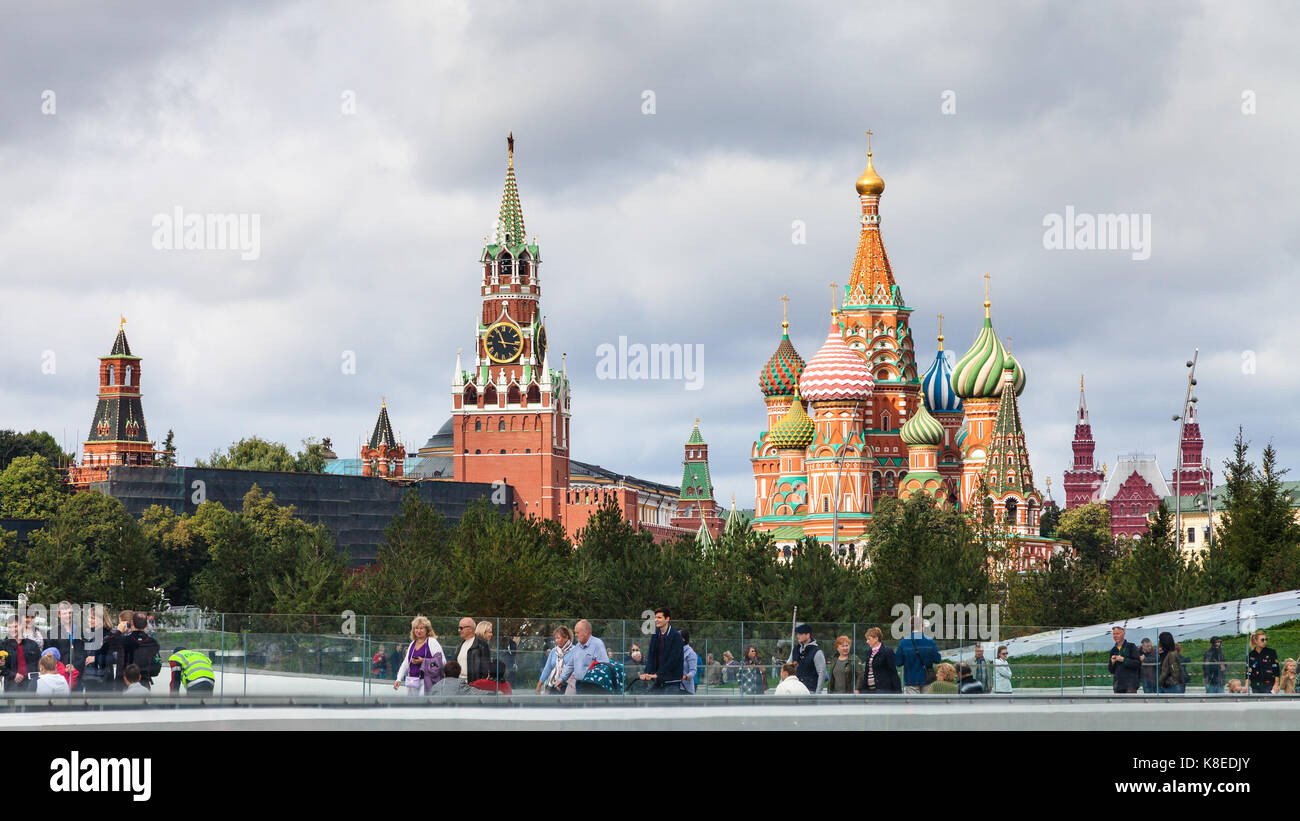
[922,349,963,413]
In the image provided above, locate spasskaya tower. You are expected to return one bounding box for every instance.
[450,134,572,521]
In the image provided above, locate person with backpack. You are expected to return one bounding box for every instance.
[1157,632,1184,694]
[123,613,163,689]
[896,617,941,694]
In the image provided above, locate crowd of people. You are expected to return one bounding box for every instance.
[373,611,1026,696]
[0,603,215,696]
[1107,626,1291,695]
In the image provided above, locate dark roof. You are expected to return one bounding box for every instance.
[109,328,133,357]
[421,416,454,451]
[369,404,397,449]
[569,459,679,497]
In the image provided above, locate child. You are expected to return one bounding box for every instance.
[123,663,149,696]
[775,661,810,695]
[36,653,71,696]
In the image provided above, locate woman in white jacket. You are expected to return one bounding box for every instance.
[993,645,1013,694]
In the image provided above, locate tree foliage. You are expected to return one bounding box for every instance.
[0,454,66,519]
[1056,502,1116,574]
[195,436,326,473]
[0,429,72,471]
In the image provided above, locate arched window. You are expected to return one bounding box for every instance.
[474,419,482,431]
[507,385,520,405]
[527,384,540,404]
[106,364,115,386]
[464,385,477,405]
[498,418,506,431]
[500,449,506,454]
[525,448,531,454]
[474,449,481,454]
[1005,498,1018,524]
[498,253,513,280]
[125,365,133,386]
[484,384,498,405]
[881,411,890,431]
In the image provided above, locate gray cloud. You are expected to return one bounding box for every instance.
[2,0,1297,509]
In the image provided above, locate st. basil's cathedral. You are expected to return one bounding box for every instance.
[750,139,1052,565]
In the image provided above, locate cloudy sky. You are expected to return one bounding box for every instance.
[2,1,1297,509]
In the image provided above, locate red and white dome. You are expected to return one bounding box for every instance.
[798,319,874,402]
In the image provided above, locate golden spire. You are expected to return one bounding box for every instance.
[937,312,944,351]
[381,396,386,408]
[695,417,700,426]
[119,314,126,330]
[856,130,885,196]
[1080,373,1085,391]
[507,131,514,168]
[983,272,991,318]
[829,281,838,316]
[780,294,790,331]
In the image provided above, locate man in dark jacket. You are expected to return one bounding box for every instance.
[1202,636,1227,694]
[641,607,683,693]
[123,613,163,689]
[957,662,986,694]
[1,615,41,692]
[788,624,826,694]
[1108,626,1141,693]
[455,618,492,682]
[856,627,901,693]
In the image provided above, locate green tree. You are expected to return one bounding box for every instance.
[1039,501,1062,537]
[14,491,161,609]
[191,486,334,614]
[865,494,990,623]
[351,490,454,615]
[0,429,72,471]
[139,505,210,606]
[1005,553,1102,627]
[0,454,65,518]
[694,518,778,621]
[1056,502,1116,574]
[771,536,871,623]
[449,501,569,616]
[1103,501,1199,618]
[196,436,326,473]
[159,430,176,468]
[570,498,664,618]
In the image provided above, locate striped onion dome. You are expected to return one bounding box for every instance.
[798,318,873,402]
[951,315,1025,399]
[767,395,816,450]
[760,329,805,397]
[900,401,945,446]
[922,350,963,413]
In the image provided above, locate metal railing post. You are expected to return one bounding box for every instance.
[219,613,225,699]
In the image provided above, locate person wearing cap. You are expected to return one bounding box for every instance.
[168,647,215,695]
[787,624,826,694]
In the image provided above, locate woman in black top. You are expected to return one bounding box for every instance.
[1247,629,1279,694]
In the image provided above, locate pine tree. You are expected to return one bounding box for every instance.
[1103,501,1199,618]
[159,429,176,467]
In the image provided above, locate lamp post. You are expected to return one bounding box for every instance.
[831,448,847,556]
[1172,348,1199,553]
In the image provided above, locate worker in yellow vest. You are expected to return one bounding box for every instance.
[168,647,215,695]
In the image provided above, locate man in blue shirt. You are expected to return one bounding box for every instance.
[680,630,699,694]
[560,619,609,694]
[896,617,940,694]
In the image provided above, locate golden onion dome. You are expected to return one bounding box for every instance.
[856,151,885,197]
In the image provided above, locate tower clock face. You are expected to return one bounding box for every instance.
[535,324,547,363]
[485,321,523,363]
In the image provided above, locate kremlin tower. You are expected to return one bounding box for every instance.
[69,319,156,486]
[1062,376,1105,508]
[450,133,571,522]
[361,399,405,477]
[670,419,724,539]
[1171,403,1212,496]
